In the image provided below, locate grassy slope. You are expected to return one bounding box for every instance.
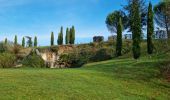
[0,53,170,100]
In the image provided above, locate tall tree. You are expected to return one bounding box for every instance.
[131,0,142,59]
[60,26,63,45]
[147,2,154,54]
[4,38,7,44]
[51,32,54,46]
[71,26,75,44]
[116,17,123,56]
[34,36,38,47]
[69,28,72,44]
[154,1,170,38]
[22,37,25,47]
[106,10,127,33]
[57,26,63,45]
[106,10,127,57]
[65,28,69,44]
[14,35,17,45]
[124,0,147,32]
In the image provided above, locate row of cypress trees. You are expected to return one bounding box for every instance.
[4,26,75,47]
[5,35,37,47]
[131,1,154,59]
[115,1,154,59]
[51,26,75,46]
[66,26,75,45]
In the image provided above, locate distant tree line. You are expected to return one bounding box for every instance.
[3,25,76,48]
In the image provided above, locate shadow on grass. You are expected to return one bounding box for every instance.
[83,58,170,86]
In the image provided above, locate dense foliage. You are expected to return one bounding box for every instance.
[22,52,45,68]
[116,18,123,56]
[154,1,170,38]
[59,53,85,68]
[69,26,75,44]
[65,28,69,44]
[90,48,114,62]
[22,37,25,47]
[124,0,147,32]
[147,2,154,54]
[131,0,142,59]
[5,38,7,44]
[34,36,38,47]
[106,10,127,33]
[0,42,8,53]
[57,26,63,45]
[51,32,54,46]
[14,35,17,45]
[0,53,16,68]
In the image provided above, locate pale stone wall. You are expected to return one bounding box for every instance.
[40,52,57,68]
[35,45,75,68]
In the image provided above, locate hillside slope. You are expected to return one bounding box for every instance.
[0,53,170,100]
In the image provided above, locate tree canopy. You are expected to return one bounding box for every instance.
[106,10,127,33]
[154,1,170,38]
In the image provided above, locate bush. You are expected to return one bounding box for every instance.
[90,48,114,62]
[59,52,85,68]
[22,53,45,68]
[122,40,132,55]
[0,42,9,53]
[0,53,16,68]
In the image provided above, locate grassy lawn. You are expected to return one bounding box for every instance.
[0,54,170,100]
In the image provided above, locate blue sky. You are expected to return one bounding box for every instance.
[0,0,160,46]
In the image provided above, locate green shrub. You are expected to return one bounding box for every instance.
[122,40,132,55]
[0,53,16,68]
[90,48,114,62]
[59,53,85,68]
[0,42,9,53]
[22,53,45,68]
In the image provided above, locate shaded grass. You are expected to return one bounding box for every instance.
[0,54,170,100]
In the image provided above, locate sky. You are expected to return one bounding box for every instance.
[0,0,160,46]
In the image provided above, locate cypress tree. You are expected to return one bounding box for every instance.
[69,26,75,44]
[51,32,54,46]
[71,26,75,44]
[4,38,7,44]
[116,17,123,57]
[29,38,33,47]
[28,38,33,47]
[34,36,38,47]
[14,35,17,45]
[131,0,142,59]
[65,28,69,44]
[22,37,25,47]
[60,26,63,45]
[57,26,63,45]
[69,28,72,44]
[147,2,154,54]
[57,32,60,45]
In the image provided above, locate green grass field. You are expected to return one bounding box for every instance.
[0,53,170,100]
